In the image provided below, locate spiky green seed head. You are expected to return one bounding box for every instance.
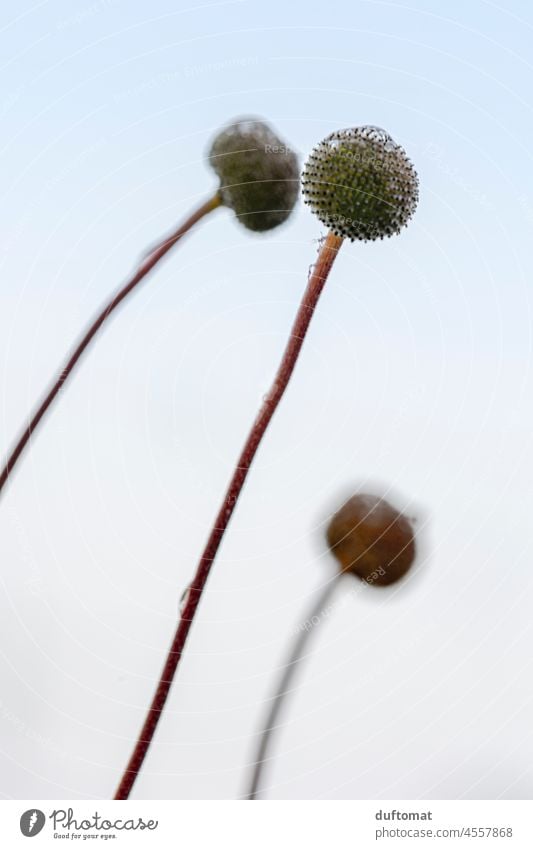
[302,126,419,241]
[207,118,299,232]
[326,492,416,586]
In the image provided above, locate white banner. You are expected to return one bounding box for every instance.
[1,800,532,847]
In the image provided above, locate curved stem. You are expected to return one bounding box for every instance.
[245,577,341,800]
[0,193,222,498]
[114,230,344,800]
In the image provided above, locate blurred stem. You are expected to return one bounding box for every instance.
[245,577,341,800]
[114,230,344,800]
[0,192,222,498]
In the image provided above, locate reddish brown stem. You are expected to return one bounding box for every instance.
[0,193,222,498]
[114,230,344,800]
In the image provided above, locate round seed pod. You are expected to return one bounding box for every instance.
[301,126,418,241]
[326,492,416,586]
[207,118,299,232]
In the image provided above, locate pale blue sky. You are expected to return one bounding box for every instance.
[0,0,532,799]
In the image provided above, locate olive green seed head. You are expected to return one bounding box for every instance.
[207,118,299,232]
[302,126,419,241]
[326,492,416,586]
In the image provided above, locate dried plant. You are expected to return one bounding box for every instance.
[0,118,298,498]
[114,126,419,799]
[246,490,418,799]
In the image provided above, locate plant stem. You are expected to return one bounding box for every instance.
[0,193,222,498]
[245,577,341,800]
[114,229,344,800]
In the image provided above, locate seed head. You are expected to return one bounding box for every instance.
[326,492,416,586]
[302,126,418,241]
[207,118,299,232]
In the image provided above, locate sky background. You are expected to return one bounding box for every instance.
[1,0,533,800]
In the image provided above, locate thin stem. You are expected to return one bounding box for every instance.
[0,193,222,498]
[245,577,341,800]
[114,229,344,800]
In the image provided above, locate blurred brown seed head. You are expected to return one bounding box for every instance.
[326,492,416,586]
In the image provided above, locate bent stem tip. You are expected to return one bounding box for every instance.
[0,192,221,499]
